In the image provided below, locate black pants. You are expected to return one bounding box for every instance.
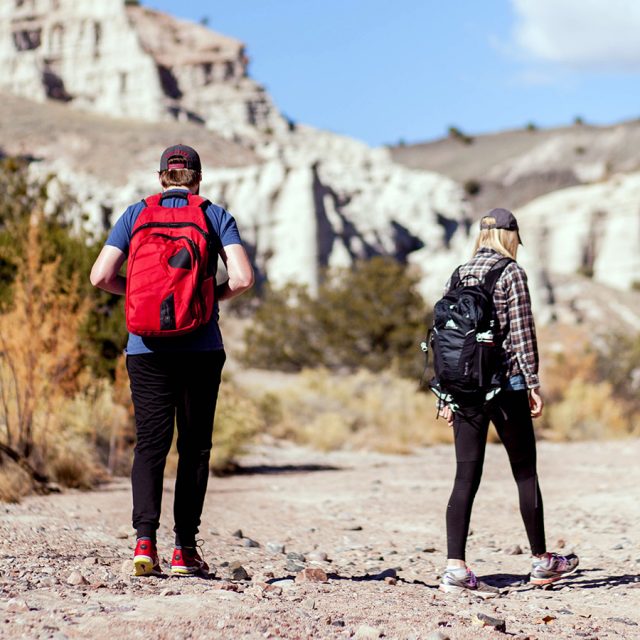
[126,350,226,547]
[446,389,546,560]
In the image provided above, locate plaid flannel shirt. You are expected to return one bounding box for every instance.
[445,248,540,389]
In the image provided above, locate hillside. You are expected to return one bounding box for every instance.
[391,121,640,213]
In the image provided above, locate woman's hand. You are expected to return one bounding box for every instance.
[438,404,455,426]
[529,388,544,418]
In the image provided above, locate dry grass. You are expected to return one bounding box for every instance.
[257,368,452,454]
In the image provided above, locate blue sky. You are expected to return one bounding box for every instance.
[145,0,640,146]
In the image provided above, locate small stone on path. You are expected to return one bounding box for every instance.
[242,537,260,548]
[305,550,328,562]
[354,625,382,639]
[66,570,88,586]
[231,529,243,538]
[471,612,506,632]
[227,561,249,581]
[295,567,328,583]
[505,544,523,555]
[266,542,285,554]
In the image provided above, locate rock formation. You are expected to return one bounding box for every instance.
[0,0,285,137]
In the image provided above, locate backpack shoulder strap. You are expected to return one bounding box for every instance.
[448,266,463,291]
[482,257,514,294]
[142,193,163,207]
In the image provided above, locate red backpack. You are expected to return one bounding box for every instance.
[125,192,215,337]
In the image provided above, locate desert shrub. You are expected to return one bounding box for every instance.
[259,368,452,454]
[447,126,474,145]
[210,377,263,473]
[0,157,127,378]
[526,122,538,132]
[0,462,32,503]
[0,217,120,493]
[243,257,429,378]
[540,379,633,441]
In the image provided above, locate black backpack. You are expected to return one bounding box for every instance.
[422,258,512,409]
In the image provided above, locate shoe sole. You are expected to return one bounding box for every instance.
[438,583,498,598]
[133,555,161,577]
[171,566,208,577]
[530,563,580,586]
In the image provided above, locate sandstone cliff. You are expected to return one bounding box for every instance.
[0,0,285,137]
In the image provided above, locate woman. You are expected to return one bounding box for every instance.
[437,208,579,596]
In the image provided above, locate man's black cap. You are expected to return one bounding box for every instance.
[159,144,202,172]
[480,208,523,244]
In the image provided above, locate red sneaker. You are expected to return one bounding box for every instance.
[171,546,209,576]
[133,538,162,576]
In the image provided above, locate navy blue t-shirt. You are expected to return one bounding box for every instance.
[105,188,242,354]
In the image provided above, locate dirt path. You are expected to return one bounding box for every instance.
[1,439,639,639]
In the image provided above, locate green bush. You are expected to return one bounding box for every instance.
[243,257,429,378]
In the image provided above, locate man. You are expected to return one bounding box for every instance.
[90,144,254,576]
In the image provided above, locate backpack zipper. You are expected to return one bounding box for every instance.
[148,233,201,263]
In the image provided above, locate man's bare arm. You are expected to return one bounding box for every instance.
[90,245,127,295]
[217,244,254,301]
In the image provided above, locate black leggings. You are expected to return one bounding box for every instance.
[446,389,546,560]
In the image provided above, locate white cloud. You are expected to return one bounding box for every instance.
[512,0,640,70]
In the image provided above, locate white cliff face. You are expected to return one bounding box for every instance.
[516,173,640,291]
[0,0,284,136]
[201,129,470,295]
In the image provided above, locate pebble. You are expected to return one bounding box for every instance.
[354,625,382,639]
[242,537,260,548]
[228,561,249,581]
[302,597,316,610]
[115,526,130,540]
[296,568,328,583]
[505,544,523,555]
[286,552,305,562]
[305,551,328,563]
[66,571,88,586]
[231,529,243,538]
[286,561,305,573]
[471,613,506,632]
[271,579,295,589]
[266,542,285,554]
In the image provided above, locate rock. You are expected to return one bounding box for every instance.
[227,561,249,581]
[305,551,328,563]
[160,588,179,596]
[417,546,437,553]
[384,576,397,585]
[302,597,316,610]
[6,598,30,612]
[242,537,260,548]
[295,568,328,583]
[374,568,397,580]
[556,538,566,549]
[286,561,305,573]
[612,543,624,550]
[231,529,243,539]
[354,625,382,639]
[66,570,88,586]
[344,524,363,531]
[286,552,305,563]
[270,579,295,589]
[266,542,285,555]
[331,619,346,627]
[471,613,506,632]
[115,526,130,539]
[505,544,523,555]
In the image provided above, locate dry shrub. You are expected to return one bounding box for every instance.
[541,379,633,441]
[538,325,639,440]
[210,377,263,473]
[0,218,118,494]
[0,461,32,503]
[261,368,452,454]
